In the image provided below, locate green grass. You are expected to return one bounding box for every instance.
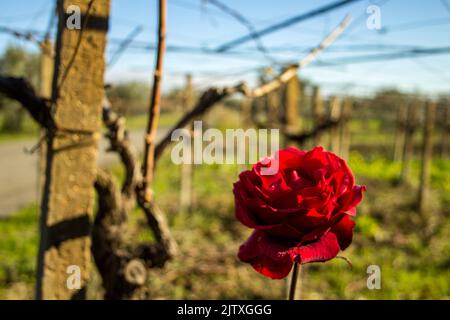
[0,113,39,144]
[0,204,38,299]
[0,108,449,299]
[126,111,182,130]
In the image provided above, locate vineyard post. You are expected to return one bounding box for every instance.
[39,40,53,99]
[284,75,301,134]
[400,101,419,185]
[239,96,253,175]
[267,88,280,128]
[179,74,194,215]
[312,86,326,147]
[241,96,252,129]
[36,0,110,299]
[393,102,408,162]
[339,96,352,160]
[418,101,436,214]
[329,96,342,154]
[440,105,449,158]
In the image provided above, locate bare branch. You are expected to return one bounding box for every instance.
[284,119,340,144]
[152,16,351,160]
[102,106,140,200]
[142,0,167,201]
[93,104,178,299]
[250,15,352,98]
[154,83,247,161]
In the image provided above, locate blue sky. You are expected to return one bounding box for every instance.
[1,0,450,97]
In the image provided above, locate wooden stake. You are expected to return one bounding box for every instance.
[440,105,449,158]
[266,89,280,128]
[39,39,53,99]
[393,102,408,162]
[400,101,419,185]
[339,97,352,160]
[179,74,193,215]
[284,76,301,133]
[329,96,342,153]
[312,86,326,147]
[418,102,436,214]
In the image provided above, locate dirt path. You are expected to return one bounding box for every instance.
[0,128,169,217]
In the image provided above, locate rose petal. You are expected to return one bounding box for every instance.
[331,214,355,250]
[339,185,366,216]
[238,230,294,279]
[289,231,341,264]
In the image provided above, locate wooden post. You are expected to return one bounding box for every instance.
[39,40,54,99]
[36,0,110,300]
[400,101,419,185]
[418,102,436,214]
[179,74,193,215]
[267,89,280,128]
[312,86,326,147]
[393,102,408,162]
[329,96,341,154]
[339,97,352,160]
[284,76,301,133]
[241,96,252,129]
[441,106,449,158]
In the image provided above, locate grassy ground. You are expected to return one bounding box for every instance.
[0,107,449,299]
[0,113,39,143]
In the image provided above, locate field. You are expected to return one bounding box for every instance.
[1,107,448,300]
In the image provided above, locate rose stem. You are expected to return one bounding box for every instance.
[288,261,301,300]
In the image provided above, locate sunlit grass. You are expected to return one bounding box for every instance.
[0,204,38,299]
[0,121,449,299]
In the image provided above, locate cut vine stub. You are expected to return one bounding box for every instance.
[124,259,147,286]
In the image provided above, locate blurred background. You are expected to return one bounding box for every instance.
[0,0,449,299]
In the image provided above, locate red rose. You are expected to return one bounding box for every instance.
[233,147,365,279]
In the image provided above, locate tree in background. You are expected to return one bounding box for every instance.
[107,81,150,116]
